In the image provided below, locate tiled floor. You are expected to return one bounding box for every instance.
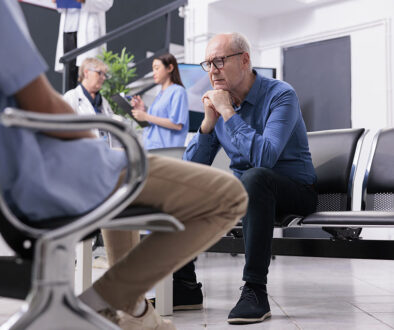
[2,253,394,329]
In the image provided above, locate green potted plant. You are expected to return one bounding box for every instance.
[98,47,137,117]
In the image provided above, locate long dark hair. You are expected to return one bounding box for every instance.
[154,53,184,87]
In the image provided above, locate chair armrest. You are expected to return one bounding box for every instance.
[0,107,147,242]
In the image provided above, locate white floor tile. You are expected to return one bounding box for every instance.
[2,253,394,329]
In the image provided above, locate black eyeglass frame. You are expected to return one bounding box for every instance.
[199,52,244,72]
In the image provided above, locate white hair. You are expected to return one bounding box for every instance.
[228,33,252,70]
[230,32,251,55]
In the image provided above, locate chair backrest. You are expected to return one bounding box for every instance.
[363,128,394,211]
[0,212,39,259]
[308,128,365,212]
[148,146,186,159]
[0,211,79,259]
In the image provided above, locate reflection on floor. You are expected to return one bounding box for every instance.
[2,253,394,329]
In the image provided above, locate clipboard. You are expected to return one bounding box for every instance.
[56,0,82,9]
[111,94,150,127]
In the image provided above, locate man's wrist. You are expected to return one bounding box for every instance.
[221,107,236,122]
[200,120,214,134]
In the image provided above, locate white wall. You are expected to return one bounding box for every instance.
[184,0,261,65]
[184,0,394,239]
[257,0,394,129]
[185,0,394,129]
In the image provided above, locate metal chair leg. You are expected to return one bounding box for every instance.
[1,285,120,330]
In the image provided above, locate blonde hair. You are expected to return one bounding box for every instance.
[78,58,108,82]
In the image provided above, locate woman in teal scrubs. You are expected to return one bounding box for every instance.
[131,53,189,150]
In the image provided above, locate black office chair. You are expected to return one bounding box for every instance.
[0,108,183,330]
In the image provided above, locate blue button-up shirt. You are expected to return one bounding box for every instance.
[184,72,316,185]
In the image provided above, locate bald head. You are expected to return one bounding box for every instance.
[206,33,252,70]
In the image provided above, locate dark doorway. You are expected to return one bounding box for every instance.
[283,36,352,239]
[283,36,351,132]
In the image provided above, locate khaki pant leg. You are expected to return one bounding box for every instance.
[101,230,140,267]
[93,154,248,313]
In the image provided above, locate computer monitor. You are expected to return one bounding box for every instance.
[178,64,276,131]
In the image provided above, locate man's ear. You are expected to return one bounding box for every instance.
[242,52,250,69]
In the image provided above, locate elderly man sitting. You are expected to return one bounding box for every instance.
[183,32,318,324]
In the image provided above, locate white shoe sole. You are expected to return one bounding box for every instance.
[227,311,272,324]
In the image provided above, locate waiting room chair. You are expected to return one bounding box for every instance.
[148,146,186,159]
[297,127,394,228]
[209,128,367,254]
[0,108,183,330]
[270,127,394,260]
[280,128,366,239]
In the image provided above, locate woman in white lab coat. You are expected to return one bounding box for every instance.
[63,57,117,146]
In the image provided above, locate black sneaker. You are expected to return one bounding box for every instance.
[227,283,271,324]
[149,280,203,311]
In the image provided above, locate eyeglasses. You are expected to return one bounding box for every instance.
[200,52,244,72]
[89,68,110,79]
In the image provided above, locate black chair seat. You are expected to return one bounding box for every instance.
[0,206,164,259]
[302,211,394,226]
[0,206,168,301]
[0,257,32,300]
[115,206,163,218]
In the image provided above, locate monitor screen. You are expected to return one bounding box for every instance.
[178,64,276,131]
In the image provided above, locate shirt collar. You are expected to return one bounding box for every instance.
[242,70,261,106]
[80,83,102,110]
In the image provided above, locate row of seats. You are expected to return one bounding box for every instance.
[208,127,394,259]
[295,128,394,228]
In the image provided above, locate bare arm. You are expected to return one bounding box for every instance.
[15,74,95,139]
[144,114,183,131]
[131,109,183,131]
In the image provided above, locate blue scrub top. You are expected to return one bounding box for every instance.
[0,1,126,221]
[143,84,189,150]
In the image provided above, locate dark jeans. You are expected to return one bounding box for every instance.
[241,167,317,284]
[63,32,78,91]
[173,257,197,283]
[175,167,317,286]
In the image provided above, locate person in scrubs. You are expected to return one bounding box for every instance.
[131,53,189,150]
